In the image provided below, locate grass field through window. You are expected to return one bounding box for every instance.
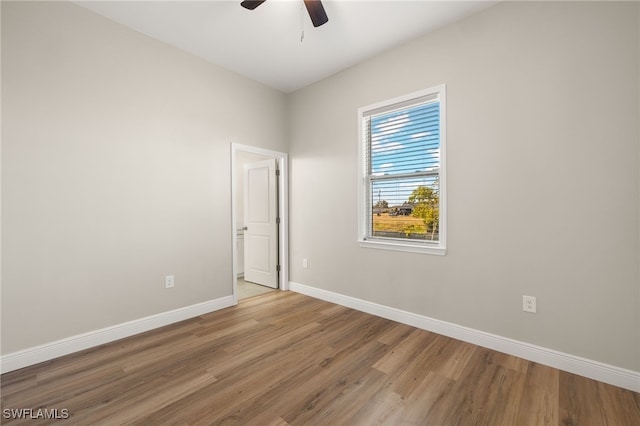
[372,213,426,236]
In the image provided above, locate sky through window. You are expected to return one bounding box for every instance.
[369,101,440,206]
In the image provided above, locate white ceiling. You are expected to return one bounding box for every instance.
[76,1,497,93]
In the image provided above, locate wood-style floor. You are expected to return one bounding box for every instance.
[2,291,639,425]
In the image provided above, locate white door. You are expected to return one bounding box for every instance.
[243,158,278,288]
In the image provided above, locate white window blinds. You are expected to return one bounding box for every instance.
[361,90,443,245]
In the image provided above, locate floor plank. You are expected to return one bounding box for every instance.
[1,291,638,425]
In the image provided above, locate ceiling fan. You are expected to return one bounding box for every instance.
[240,0,329,28]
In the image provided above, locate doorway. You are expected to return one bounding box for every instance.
[231,143,289,304]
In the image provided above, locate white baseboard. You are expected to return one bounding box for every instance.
[289,281,640,392]
[0,296,234,374]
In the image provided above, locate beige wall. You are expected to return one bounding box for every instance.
[1,1,286,353]
[288,1,640,371]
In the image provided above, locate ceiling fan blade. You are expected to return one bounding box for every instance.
[303,0,329,27]
[241,0,267,11]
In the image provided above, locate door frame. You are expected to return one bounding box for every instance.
[231,143,289,305]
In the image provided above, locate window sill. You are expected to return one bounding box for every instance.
[358,238,446,256]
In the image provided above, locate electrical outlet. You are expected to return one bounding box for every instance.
[165,275,175,289]
[523,295,536,313]
[302,258,308,269]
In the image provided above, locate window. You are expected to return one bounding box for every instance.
[358,85,446,255]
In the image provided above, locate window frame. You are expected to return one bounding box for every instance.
[357,85,447,256]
